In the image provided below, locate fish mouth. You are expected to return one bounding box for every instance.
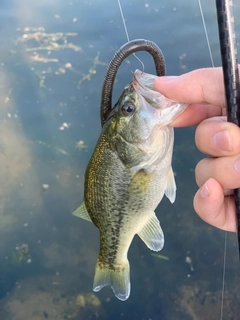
[132,69,188,124]
[105,69,188,127]
[133,69,158,90]
[133,69,172,110]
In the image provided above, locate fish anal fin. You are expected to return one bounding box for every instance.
[93,258,130,301]
[72,201,92,222]
[137,213,164,251]
[164,166,176,203]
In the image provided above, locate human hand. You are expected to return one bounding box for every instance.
[154,68,240,232]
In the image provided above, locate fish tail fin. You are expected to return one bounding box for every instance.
[93,258,130,301]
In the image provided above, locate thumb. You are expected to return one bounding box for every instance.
[154,68,226,108]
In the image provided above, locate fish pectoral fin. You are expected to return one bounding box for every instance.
[164,166,176,204]
[72,201,92,222]
[137,213,164,251]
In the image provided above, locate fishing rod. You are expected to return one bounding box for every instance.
[216,0,240,255]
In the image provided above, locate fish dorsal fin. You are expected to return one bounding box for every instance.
[72,201,92,222]
[164,167,176,204]
[137,213,164,251]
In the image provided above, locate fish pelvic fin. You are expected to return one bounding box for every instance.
[137,213,164,251]
[72,201,92,222]
[164,166,176,203]
[93,258,130,301]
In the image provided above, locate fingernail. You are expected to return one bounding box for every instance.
[155,76,178,82]
[234,158,240,173]
[200,182,211,198]
[213,130,232,151]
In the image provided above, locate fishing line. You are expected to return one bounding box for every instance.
[117,0,130,42]
[198,1,227,319]
[117,0,145,72]
[198,0,215,68]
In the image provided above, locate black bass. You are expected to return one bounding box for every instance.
[73,69,187,301]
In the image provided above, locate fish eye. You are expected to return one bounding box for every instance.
[122,101,135,116]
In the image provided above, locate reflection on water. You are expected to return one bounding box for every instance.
[0,0,240,319]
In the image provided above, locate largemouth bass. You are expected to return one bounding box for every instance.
[73,69,187,301]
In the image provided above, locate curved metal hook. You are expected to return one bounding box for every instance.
[100,39,166,127]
